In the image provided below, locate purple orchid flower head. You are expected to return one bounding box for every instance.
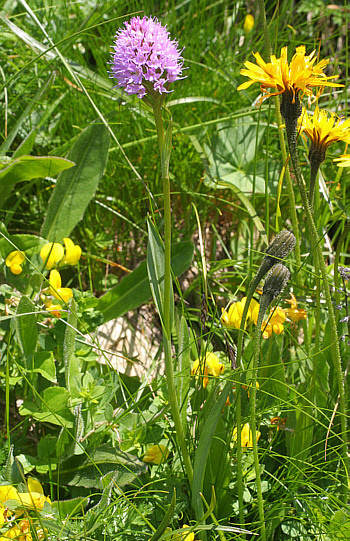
[109,15,185,100]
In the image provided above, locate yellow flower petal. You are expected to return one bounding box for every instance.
[40,243,64,270]
[5,251,25,275]
[233,423,261,448]
[0,485,20,504]
[238,45,343,101]
[27,478,43,495]
[143,444,169,464]
[61,238,82,266]
[49,270,73,303]
[334,153,350,167]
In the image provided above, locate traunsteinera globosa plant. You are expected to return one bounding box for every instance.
[109,16,193,485]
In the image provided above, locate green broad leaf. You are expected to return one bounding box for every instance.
[202,118,279,195]
[55,444,146,489]
[51,497,88,520]
[15,296,37,361]
[147,218,174,332]
[149,489,176,541]
[0,230,48,261]
[190,132,268,245]
[41,122,110,242]
[19,387,75,428]
[12,130,37,159]
[97,241,194,323]
[33,351,57,382]
[0,155,75,208]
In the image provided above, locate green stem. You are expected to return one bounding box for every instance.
[250,304,268,541]
[257,0,302,290]
[152,99,193,486]
[284,112,348,503]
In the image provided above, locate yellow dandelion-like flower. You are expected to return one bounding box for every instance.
[334,153,350,167]
[299,106,350,154]
[238,45,342,102]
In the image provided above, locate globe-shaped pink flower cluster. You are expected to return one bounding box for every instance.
[109,16,184,99]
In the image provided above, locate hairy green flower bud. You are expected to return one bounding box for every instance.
[265,230,296,263]
[262,263,291,308]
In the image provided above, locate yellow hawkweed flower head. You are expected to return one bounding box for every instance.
[334,154,350,167]
[143,444,169,465]
[5,251,25,275]
[221,297,259,330]
[284,293,307,322]
[233,423,261,449]
[238,45,342,102]
[299,106,350,152]
[261,306,286,339]
[191,352,224,388]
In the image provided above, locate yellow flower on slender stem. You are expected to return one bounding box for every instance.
[48,269,73,304]
[243,14,254,34]
[61,238,82,266]
[191,352,224,388]
[233,423,261,449]
[40,242,64,270]
[334,154,350,167]
[284,293,307,322]
[221,297,259,329]
[298,106,350,204]
[238,45,342,102]
[261,306,286,339]
[143,444,169,464]
[5,250,25,275]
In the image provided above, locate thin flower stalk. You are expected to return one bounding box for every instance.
[152,99,193,487]
[281,94,348,504]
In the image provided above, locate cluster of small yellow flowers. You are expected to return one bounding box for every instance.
[221,297,259,330]
[5,237,81,318]
[143,444,169,465]
[5,251,26,275]
[232,423,261,449]
[0,479,50,541]
[221,293,306,339]
[39,238,81,318]
[40,238,81,270]
[191,352,224,388]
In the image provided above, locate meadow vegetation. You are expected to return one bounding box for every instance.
[0,1,349,540]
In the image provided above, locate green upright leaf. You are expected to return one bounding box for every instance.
[97,241,194,323]
[41,122,110,242]
[15,296,37,361]
[147,218,174,330]
[177,316,191,431]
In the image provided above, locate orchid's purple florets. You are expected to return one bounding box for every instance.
[109,16,184,99]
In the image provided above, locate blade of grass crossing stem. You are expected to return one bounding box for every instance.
[148,489,176,541]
